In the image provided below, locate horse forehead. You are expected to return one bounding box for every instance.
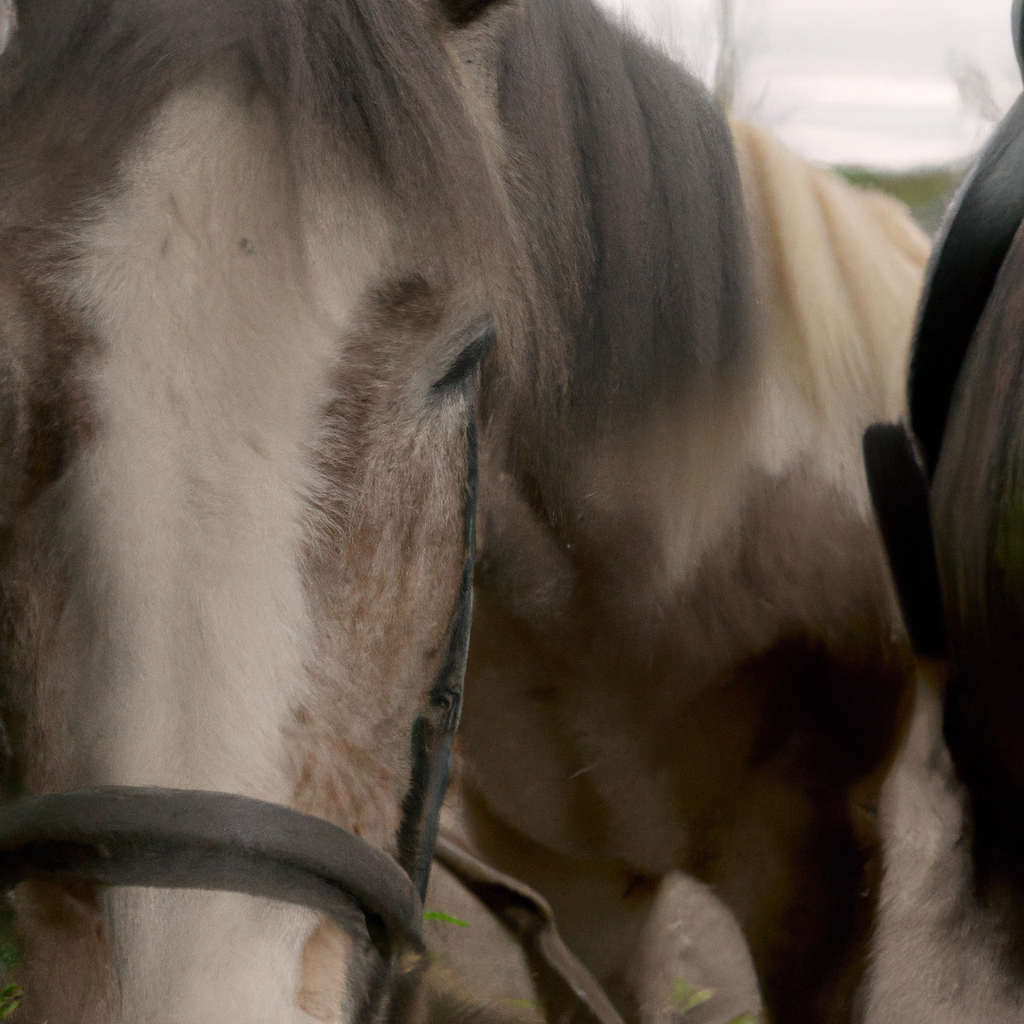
[0,64,467,779]
[73,68,390,338]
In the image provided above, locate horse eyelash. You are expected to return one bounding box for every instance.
[432,321,497,393]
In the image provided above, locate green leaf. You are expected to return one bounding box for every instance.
[0,984,22,1019]
[670,980,715,1013]
[423,910,471,928]
[0,945,19,970]
[671,980,695,1005]
[724,1015,757,1024]
[682,989,714,1013]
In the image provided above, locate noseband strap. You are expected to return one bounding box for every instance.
[0,787,423,959]
[0,412,481,981]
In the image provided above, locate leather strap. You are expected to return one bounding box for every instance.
[0,787,423,961]
[434,831,626,1024]
[0,409,481,987]
[862,423,946,658]
[398,419,478,900]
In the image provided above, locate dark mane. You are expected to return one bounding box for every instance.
[562,9,749,396]
[480,0,750,518]
[471,1,748,445]
[498,0,748,407]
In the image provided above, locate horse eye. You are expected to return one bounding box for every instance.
[432,320,496,393]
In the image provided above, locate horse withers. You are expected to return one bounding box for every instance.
[0,1,510,1021]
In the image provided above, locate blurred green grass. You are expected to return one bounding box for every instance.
[834,164,968,237]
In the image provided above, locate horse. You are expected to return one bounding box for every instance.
[441,3,930,1017]
[0,1,525,1021]
[860,3,1024,1018]
[0,0,930,1021]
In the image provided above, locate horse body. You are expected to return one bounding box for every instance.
[455,14,929,1010]
[0,3,505,1020]
[861,680,1024,1024]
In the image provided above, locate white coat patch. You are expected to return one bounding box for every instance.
[58,73,388,1023]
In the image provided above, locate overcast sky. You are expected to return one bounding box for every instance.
[596,0,1022,169]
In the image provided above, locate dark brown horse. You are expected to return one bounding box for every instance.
[861,4,1024,1019]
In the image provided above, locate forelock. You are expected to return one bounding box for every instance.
[0,0,502,256]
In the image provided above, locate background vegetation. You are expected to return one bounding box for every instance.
[834,164,968,237]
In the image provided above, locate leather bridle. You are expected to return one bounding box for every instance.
[0,413,479,1002]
